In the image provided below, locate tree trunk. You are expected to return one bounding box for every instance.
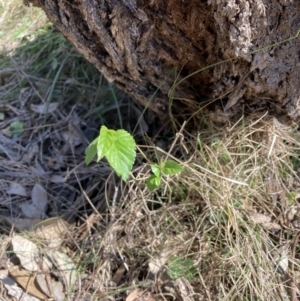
[24,0,300,121]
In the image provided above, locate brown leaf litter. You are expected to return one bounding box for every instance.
[0,100,111,222]
[0,80,158,299]
[0,95,113,299]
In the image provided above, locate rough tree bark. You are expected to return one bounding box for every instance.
[24,0,300,121]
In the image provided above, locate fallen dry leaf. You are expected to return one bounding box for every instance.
[20,201,47,219]
[34,217,69,248]
[36,272,65,301]
[6,182,28,197]
[30,102,59,114]
[31,183,48,213]
[9,265,48,300]
[126,289,156,301]
[11,235,40,272]
[47,250,77,290]
[20,183,48,219]
[249,212,281,231]
[126,289,143,301]
[111,264,126,285]
[50,280,65,301]
[0,271,41,301]
[49,175,65,183]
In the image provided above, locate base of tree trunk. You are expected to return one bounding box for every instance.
[24,0,300,122]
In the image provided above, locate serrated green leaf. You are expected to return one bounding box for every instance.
[96,126,114,161]
[106,129,136,181]
[85,137,98,165]
[150,164,161,177]
[85,126,136,181]
[162,160,184,175]
[146,175,161,191]
[167,256,196,281]
[94,126,136,181]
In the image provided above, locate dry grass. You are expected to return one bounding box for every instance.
[79,112,300,301]
[0,0,48,51]
[1,1,300,301]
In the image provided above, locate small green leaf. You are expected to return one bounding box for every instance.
[87,126,136,181]
[167,256,196,281]
[85,126,136,181]
[96,126,114,161]
[146,175,161,191]
[162,160,183,175]
[150,164,161,177]
[85,138,98,165]
[105,128,136,181]
[286,191,297,204]
[10,121,24,138]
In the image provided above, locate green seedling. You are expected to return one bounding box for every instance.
[167,256,197,281]
[146,159,184,191]
[2,120,24,138]
[10,121,24,138]
[85,125,183,190]
[85,125,136,182]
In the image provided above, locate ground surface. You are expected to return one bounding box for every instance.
[1,2,300,301]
